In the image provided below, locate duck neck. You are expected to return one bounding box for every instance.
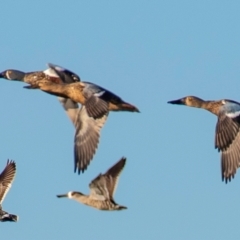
[200,101,219,115]
[71,192,89,204]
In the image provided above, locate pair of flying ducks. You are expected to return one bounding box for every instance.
[0,157,127,222]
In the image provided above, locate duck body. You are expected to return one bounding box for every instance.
[58,191,126,211]
[29,79,139,118]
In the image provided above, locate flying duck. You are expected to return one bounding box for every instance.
[57,157,127,210]
[24,64,139,174]
[168,96,240,183]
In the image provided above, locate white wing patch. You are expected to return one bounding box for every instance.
[43,68,59,78]
[226,111,240,118]
[94,91,105,97]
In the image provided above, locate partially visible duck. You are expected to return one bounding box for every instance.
[168,96,240,183]
[0,160,18,222]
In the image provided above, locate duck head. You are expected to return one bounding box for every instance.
[0,69,25,81]
[168,96,204,108]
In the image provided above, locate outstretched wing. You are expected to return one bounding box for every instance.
[89,174,109,200]
[103,157,126,198]
[89,158,126,200]
[215,101,240,182]
[47,63,81,83]
[74,106,108,174]
[0,160,16,204]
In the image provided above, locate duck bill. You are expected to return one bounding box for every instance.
[167,98,185,105]
[56,194,68,198]
[0,72,5,78]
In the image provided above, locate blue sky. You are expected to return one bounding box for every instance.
[1,1,240,239]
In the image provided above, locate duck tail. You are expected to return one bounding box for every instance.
[118,102,140,113]
[116,205,127,210]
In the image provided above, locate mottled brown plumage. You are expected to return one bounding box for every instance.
[27,79,139,115]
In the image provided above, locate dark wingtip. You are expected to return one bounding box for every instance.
[119,157,127,168]
[74,164,86,175]
[74,147,91,175]
[223,175,234,184]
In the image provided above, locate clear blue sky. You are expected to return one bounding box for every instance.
[1,1,240,239]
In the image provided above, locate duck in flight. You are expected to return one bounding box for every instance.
[168,95,240,183]
[57,157,127,210]
[24,64,139,174]
[0,160,18,222]
[0,64,139,174]
[25,64,140,118]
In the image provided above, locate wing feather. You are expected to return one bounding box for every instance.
[89,158,126,200]
[0,160,16,204]
[74,106,108,174]
[216,113,240,182]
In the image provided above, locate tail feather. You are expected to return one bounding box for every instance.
[118,102,140,113]
[117,205,127,210]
